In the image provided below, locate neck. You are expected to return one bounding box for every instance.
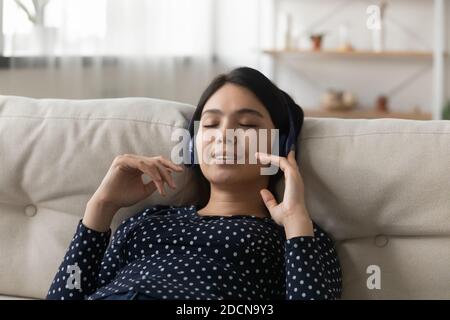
[198,180,270,218]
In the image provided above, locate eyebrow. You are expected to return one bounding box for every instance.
[201,108,264,118]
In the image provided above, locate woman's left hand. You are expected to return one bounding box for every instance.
[255,150,314,238]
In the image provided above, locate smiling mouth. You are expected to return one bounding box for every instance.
[211,154,244,164]
[214,155,236,160]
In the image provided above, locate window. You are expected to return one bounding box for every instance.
[1,0,212,56]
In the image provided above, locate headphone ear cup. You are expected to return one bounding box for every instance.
[278,133,287,157]
[188,137,195,167]
[285,134,295,157]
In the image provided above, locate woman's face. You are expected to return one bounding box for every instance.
[196,83,276,186]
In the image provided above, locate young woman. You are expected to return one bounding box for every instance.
[46,67,342,300]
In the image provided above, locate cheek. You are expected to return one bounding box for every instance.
[195,129,213,161]
[195,128,203,151]
[260,129,275,154]
[242,129,274,162]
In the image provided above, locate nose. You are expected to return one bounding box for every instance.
[213,124,238,157]
[216,121,238,144]
[216,132,236,144]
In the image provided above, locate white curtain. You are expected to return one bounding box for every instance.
[2,0,224,103]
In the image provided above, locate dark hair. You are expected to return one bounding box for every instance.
[190,66,304,206]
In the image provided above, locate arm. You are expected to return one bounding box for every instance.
[46,201,162,300]
[45,220,111,300]
[46,152,182,299]
[255,150,342,299]
[284,222,342,300]
[46,199,118,300]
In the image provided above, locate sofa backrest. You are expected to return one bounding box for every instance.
[1,95,449,299]
[295,117,450,299]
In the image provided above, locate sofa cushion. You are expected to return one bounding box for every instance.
[0,95,201,299]
[294,118,450,298]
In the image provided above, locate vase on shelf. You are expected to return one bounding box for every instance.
[338,22,354,52]
[279,13,294,50]
[371,23,385,52]
[375,95,389,112]
[369,0,388,52]
[310,33,325,51]
[321,89,357,111]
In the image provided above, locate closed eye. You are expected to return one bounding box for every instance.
[202,124,258,128]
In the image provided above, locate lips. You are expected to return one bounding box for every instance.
[211,153,250,165]
[210,146,245,163]
[213,155,237,161]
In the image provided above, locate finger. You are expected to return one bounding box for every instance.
[156,156,184,172]
[255,152,290,172]
[143,180,158,196]
[287,149,297,167]
[124,154,183,172]
[260,188,278,212]
[149,166,167,196]
[155,163,177,190]
[140,162,173,196]
[139,162,165,196]
[118,155,165,195]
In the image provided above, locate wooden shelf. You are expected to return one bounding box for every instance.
[263,49,438,59]
[304,109,432,120]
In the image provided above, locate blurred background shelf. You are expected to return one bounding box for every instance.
[262,0,448,120]
[262,49,441,59]
[304,109,432,120]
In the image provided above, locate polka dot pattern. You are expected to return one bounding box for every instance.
[46,205,342,300]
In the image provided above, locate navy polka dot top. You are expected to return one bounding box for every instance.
[46,204,342,300]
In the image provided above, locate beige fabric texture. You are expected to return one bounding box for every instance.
[0,95,449,300]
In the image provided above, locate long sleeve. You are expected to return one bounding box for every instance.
[46,207,157,300]
[95,217,137,288]
[284,223,342,300]
[46,220,111,300]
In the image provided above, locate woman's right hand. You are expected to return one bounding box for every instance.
[82,154,184,231]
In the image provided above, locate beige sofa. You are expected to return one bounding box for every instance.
[0,95,449,300]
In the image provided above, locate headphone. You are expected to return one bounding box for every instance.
[185,94,301,167]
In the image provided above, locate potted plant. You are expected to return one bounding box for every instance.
[442,101,450,120]
[13,0,56,55]
[14,0,50,25]
[310,33,325,51]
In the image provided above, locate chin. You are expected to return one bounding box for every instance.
[205,165,259,185]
